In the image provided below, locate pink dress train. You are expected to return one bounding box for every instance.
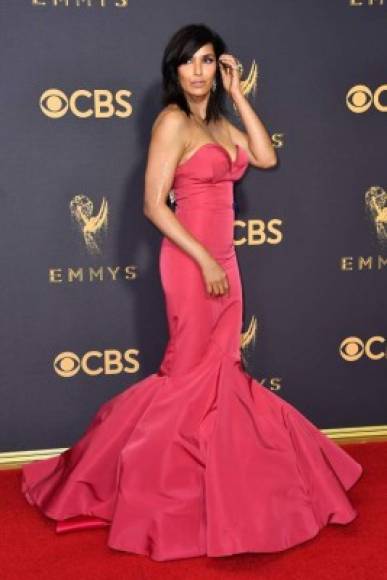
[21,142,363,561]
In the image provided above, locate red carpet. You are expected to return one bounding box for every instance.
[1,441,385,580]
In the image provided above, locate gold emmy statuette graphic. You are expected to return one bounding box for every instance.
[70,195,109,255]
[240,314,258,367]
[240,59,259,97]
[365,186,387,245]
[232,59,259,114]
[241,314,258,351]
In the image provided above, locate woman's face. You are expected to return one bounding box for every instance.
[177,42,217,99]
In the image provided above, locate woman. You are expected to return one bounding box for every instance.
[21,24,363,562]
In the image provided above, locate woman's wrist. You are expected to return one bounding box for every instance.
[196,246,213,269]
[230,89,245,105]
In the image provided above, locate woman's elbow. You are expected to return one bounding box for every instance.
[261,152,278,169]
[143,201,165,219]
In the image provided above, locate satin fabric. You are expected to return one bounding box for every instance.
[21,142,363,561]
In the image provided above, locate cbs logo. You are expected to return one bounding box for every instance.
[346,84,387,113]
[40,89,133,119]
[54,349,140,377]
[339,336,386,361]
[234,219,283,245]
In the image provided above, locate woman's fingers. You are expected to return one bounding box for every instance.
[208,278,230,296]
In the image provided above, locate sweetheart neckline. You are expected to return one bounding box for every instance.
[176,142,242,171]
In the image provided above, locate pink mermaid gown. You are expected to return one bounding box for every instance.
[21,142,363,561]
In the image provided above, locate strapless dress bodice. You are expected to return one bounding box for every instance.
[171,142,249,211]
[163,142,249,262]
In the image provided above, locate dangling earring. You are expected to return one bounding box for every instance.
[212,79,217,92]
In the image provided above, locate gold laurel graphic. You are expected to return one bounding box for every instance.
[240,314,258,350]
[240,314,258,368]
[233,60,259,116]
[365,186,387,245]
[70,195,109,255]
[240,59,259,97]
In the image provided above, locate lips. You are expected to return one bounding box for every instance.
[191,81,205,86]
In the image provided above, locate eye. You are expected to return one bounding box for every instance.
[181,56,214,65]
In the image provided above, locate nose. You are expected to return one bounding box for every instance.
[193,59,202,75]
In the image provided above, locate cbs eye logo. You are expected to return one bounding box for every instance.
[40,88,133,119]
[346,84,387,113]
[53,349,140,377]
[339,336,386,361]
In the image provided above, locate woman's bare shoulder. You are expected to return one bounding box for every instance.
[151,105,189,136]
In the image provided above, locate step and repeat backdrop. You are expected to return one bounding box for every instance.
[0,0,385,453]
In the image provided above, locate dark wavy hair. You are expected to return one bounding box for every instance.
[161,23,229,124]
